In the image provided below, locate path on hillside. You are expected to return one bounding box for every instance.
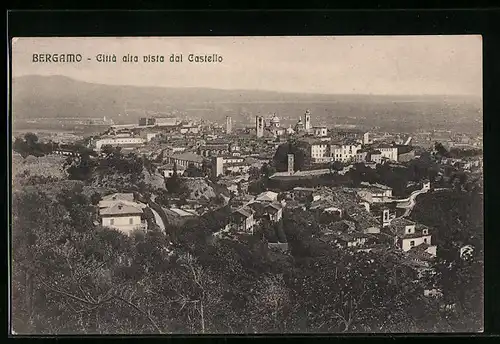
[151,208,166,232]
[394,186,430,218]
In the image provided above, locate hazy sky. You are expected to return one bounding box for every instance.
[11,36,482,96]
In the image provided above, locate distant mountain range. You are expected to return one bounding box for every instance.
[11,75,482,136]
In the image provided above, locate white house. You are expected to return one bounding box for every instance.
[331,143,362,163]
[356,182,393,203]
[95,136,145,152]
[158,163,186,177]
[265,202,284,222]
[99,193,148,236]
[390,218,437,257]
[310,142,332,163]
[376,144,399,162]
[232,207,256,234]
[255,191,279,203]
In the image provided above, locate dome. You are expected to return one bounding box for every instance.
[270,114,280,123]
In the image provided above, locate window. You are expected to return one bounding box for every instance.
[423,229,428,235]
[410,240,415,247]
[129,218,133,225]
[424,238,428,244]
[110,219,114,225]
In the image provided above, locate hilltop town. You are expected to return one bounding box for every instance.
[11,109,483,334]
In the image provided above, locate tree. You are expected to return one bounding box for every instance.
[249,166,261,180]
[330,161,343,173]
[185,163,204,178]
[272,140,311,172]
[90,192,102,206]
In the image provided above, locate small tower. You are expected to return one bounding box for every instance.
[226,116,232,134]
[304,110,311,132]
[382,208,391,227]
[256,116,264,138]
[287,154,295,175]
[363,132,371,145]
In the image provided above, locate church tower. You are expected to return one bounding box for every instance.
[226,116,232,134]
[287,154,295,175]
[304,110,311,132]
[255,116,264,138]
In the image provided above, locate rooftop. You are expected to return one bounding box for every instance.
[100,202,144,216]
[166,152,205,163]
[101,193,135,203]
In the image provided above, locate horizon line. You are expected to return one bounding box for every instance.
[12,74,483,99]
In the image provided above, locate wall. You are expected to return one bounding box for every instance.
[380,148,399,162]
[102,215,144,235]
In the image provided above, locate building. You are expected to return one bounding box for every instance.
[381,208,396,227]
[139,117,156,126]
[320,230,368,249]
[376,144,399,162]
[212,156,224,178]
[198,144,230,157]
[232,207,256,233]
[226,116,232,134]
[304,110,312,132]
[370,150,383,164]
[313,126,328,137]
[331,142,362,163]
[146,133,160,142]
[224,162,251,174]
[311,141,333,163]
[256,116,265,138]
[355,149,369,163]
[255,191,279,203]
[95,136,145,152]
[398,149,416,162]
[389,218,437,257]
[265,202,284,222]
[164,152,205,169]
[294,118,305,133]
[356,182,393,203]
[155,117,180,127]
[158,163,186,178]
[266,113,286,137]
[98,193,148,235]
[223,156,245,164]
[139,116,179,127]
[363,132,373,145]
[180,127,199,135]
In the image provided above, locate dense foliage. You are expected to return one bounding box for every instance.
[13,133,55,158]
[12,183,483,334]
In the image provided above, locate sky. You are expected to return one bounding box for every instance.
[11,36,482,96]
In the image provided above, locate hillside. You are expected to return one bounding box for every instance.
[12,75,483,134]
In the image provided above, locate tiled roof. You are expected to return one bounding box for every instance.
[266,202,283,212]
[100,202,144,216]
[101,193,134,203]
[166,152,205,163]
[233,206,254,218]
[256,191,278,202]
[389,218,430,238]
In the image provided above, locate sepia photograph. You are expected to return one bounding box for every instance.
[10,36,483,334]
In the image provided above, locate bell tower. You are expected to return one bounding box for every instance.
[256,116,264,138]
[287,154,295,175]
[304,110,311,132]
